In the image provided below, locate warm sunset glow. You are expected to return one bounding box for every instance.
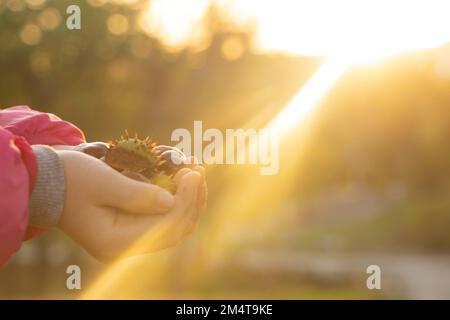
[268,56,351,136]
[242,0,450,59]
[1,0,449,302]
[83,0,450,299]
[140,0,210,48]
[143,0,450,60]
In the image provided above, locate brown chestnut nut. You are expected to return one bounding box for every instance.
[157,148,187,175]
[74,142,110,159]
[151,145,184,155]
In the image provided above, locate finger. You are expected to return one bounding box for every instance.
[198,181,207,213]
[192,165,207,215]
[102,168,175,215]
[184,181,205,235]
[202,182,208,210]
[149,171,200,242]
[173,167,191,185]
[179,198,199,237]
[185,156,199,168]
[175,169,205,235]
[173,171,201,218]
[192,165,205,179]
[165,172,201,240]
[124,171,200,236]
[112,172,201,255]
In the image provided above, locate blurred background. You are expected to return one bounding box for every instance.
[1,0,450,299]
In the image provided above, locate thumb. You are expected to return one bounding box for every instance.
[102,169,175,215]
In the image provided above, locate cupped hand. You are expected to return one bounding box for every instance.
[56,150,206,262]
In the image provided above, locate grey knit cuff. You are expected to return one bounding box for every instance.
[29,145,65,228]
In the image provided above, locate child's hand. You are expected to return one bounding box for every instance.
[56,150,206,262]
[54,142,109,159]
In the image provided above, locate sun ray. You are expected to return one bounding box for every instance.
[81,55,351,299]
[82,0,450,299]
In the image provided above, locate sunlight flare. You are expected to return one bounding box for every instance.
[268,56,351,136]
[82,0,450,299]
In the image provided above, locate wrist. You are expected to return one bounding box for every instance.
[28,145,66,228]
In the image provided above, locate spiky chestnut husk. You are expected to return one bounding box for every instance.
[101,131,189,194]
[124,169,176,194]
[150,173,176,194]
[104,131,163,172]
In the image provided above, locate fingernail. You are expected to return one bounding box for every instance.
[174,167,191,184]
[188,172,202,186]
[157,190,175,208]
[194,166,205,179]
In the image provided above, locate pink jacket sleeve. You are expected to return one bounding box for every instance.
[0,106,85,266]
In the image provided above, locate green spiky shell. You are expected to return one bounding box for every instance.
[105,130,163,172]
[104,131,179,194]
[151,173,176,194]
